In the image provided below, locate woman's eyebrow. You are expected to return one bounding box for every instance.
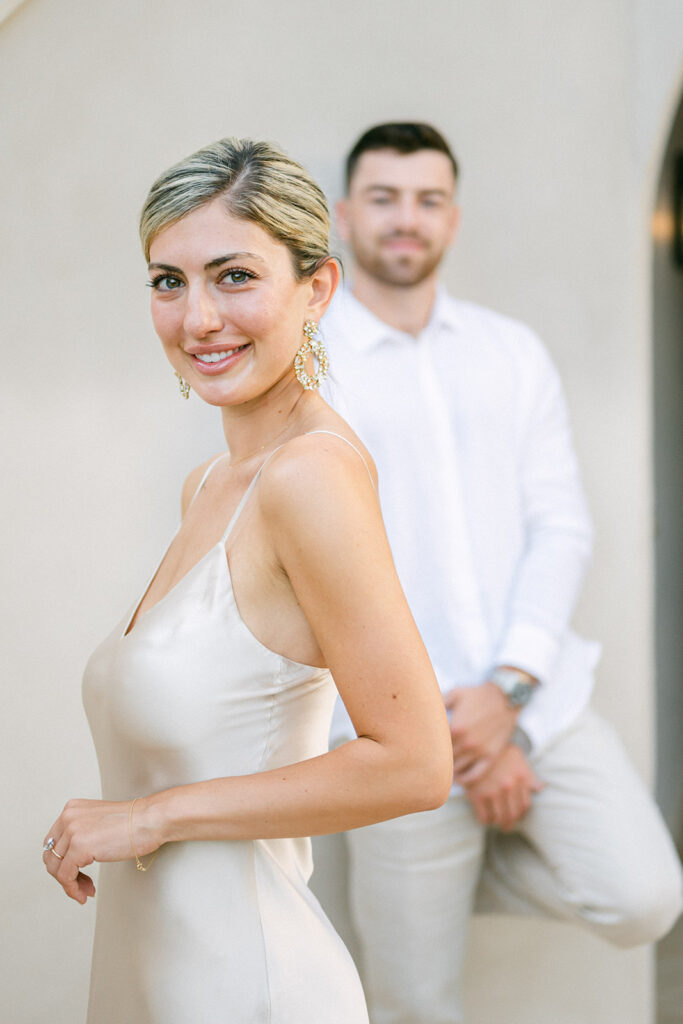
[147,252,267,273]
[147,261,181,272]
[205,252,267,269]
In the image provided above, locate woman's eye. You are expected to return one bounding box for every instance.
[148,275,183,292]
[222,269,253,285]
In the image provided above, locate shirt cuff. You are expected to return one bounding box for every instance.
[495,621,561,684]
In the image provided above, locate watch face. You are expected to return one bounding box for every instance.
[508,681,533,707]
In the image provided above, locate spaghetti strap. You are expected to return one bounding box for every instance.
[220,438,292,542]
[221,429,375,544]
[304,430,376,489]
[221,471,263,542]
[188,453,229,508]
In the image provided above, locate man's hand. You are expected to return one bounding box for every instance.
[444,682,519,784]
[464,744,544,831]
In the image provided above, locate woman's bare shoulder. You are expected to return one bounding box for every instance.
[262,418,378,502]
[254,425,380,574]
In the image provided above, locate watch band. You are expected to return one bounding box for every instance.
[490,667,536,709]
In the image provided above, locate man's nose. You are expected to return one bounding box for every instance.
[183,284,223,337]
[395,198,420,231]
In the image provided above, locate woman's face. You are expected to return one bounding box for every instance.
[147,198,316,408]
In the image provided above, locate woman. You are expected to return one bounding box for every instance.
[42,138,452,1023]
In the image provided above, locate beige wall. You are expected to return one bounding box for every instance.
[1,1,681,1021]
[0,0,24,23]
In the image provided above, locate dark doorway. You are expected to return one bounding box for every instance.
[653,86,683,1024]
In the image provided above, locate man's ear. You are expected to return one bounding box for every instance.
[306,258,341,321]
[335,198,351,243]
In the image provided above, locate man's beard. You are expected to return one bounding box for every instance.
[351,232,445,287]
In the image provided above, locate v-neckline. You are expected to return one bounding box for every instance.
[121,539,223,639]
[120,538,323,671]
[122,452,264,639]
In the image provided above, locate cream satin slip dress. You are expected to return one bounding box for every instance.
[82,432,369,1023]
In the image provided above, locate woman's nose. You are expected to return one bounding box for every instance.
[183,285,223,338]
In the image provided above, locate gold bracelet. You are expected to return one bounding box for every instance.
[128,797,159,872]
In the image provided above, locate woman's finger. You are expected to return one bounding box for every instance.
[42,833,59,855]
[62,868,95,905]
[42,838,67,877]
[46,846,96,903]
[42,832,95,902]
[42,818,63,849]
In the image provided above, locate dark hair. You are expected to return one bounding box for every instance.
[345,122,459,190]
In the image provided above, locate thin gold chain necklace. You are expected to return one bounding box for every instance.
[225,392,306,469]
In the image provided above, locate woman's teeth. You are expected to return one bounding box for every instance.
[196,348,240,363]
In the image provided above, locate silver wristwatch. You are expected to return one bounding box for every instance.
[490,667,536,709]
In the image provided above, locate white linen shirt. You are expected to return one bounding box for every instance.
[322,287,600,753]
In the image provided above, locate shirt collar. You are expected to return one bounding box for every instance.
[334,283,462,352]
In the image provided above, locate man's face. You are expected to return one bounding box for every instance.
[337,148,458,287]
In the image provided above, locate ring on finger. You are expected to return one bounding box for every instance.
[50,848,64,860]
[43,836,56,852]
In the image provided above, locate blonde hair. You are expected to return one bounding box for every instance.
[139,138,330,278]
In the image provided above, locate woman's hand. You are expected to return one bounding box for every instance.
[42,797,158,904]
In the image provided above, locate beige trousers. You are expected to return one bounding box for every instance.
[338,710,682,1024]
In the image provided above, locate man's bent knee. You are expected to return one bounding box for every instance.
[582,857,683,947]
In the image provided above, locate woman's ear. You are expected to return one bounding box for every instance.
[306,257,341,321]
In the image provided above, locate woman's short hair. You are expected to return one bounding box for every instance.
[140,138,330,279]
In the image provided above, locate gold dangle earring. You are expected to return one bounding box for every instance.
[174,371,190,400]
[294,320,329,391]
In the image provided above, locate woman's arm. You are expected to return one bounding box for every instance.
[149,434,452,841]
[44,435,452,902]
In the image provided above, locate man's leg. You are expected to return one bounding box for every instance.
[476,708,683,946]
[347,796,484,1024]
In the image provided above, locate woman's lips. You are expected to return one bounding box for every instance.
[190,344,250,374]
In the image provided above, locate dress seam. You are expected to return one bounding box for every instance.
[254,661,285,1024]
[252,844,274,1024]
[256,657,286,773]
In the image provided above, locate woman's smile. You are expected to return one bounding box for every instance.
[189,342,252,374]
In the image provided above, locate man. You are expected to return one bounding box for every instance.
[316,122,682,1024]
